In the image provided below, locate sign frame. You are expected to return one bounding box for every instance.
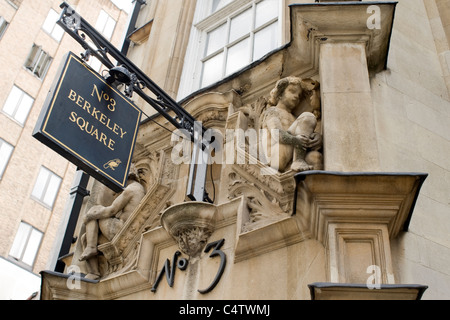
[33,52,142,192]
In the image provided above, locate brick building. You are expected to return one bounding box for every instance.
[0,0,128,299]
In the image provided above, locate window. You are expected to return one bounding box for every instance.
[0,16,8,40]
[0,139,13,179]
[25,44,53,79]
[211,0,234,13]
[42,9,64,42]
[9,222,43,268]
[178,0,282,98]
[2,85,34,125]
[31,166,62,209]
[95,10,116,40]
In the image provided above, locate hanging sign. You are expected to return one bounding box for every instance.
[33,52,142,192]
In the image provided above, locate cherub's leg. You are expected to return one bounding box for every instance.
[291,147,313,171]
[84,257,101,280]
[290,113,316,172]
[79,220,99,261]
[306,150,324,170]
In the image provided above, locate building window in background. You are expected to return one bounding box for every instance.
[24,44,53,79]
[31,166,62,209]
[0,16,9,40]
[42,9,65,42]
[96,10,116,40]
[9,222,43,269]
[2,85,34,126]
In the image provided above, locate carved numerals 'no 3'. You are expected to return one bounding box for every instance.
[151,239,226,294]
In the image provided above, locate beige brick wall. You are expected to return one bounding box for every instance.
[0,0,128,275]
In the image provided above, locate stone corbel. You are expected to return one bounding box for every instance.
[160,202,217,258]
[289,1,397,73]
[293,171,427,289]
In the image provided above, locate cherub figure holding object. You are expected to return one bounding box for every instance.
[261,76,323,172]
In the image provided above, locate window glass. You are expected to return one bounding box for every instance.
[2,86,34,125]
[43,174,62,207]
[31,167,62,208]
[22,229,42,266]
[255,0,279,29]
[0,16,9,39]
[201,52,224,87]
[25,44,52,79]
[9,223,30,260]
[212,0,233,13]
[253,21,278,61]
[229,8,252,43]
[42,9,64,41]
[206,23,227,56]
[2,86,21,116]
[9,222,43,268]
[226,37,250,75]
[179,0,282,99]
[96,10,116,40]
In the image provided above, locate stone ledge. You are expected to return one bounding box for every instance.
[293,171,428,241]
[308,282,428,300]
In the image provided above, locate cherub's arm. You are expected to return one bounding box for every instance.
[85,189,133,222]
[264,112,308,147]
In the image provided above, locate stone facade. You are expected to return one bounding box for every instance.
[40,0,450,300]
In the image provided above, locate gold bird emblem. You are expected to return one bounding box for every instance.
[104,159,122,170]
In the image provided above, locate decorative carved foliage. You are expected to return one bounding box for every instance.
[228,171,290,232]
[173,227,213,257]
[160,202,217,258]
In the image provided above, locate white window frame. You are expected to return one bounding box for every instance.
[0,16,9,40]
[25,44,53,79]
[42,9,65,42]
[31,166,62,209]
[178,0,284,100]
[2,85,34,126]
[9,221,43,269]
[0,138,14,180]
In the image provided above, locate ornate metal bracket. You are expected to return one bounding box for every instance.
[57,2,206,142]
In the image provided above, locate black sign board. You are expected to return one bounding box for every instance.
[33,52,141,192]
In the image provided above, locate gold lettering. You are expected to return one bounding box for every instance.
[113,123,120,135]
[68,89,77,102]
[107,98,116,112]
[69,112,117,152]
[99,132,108,146]
[107,138,115,151]
[91,128,99,140]
[85,121,94,135]
[91,84,102,103]
[91,107,100,120]
[99,113,107,125]
[69,111,77,122]
[106,118,113,131]
[119,127,127,139]
[76,116,86,131]
[76,95,84,108]
[83,100,91,113]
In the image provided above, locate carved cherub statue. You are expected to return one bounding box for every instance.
[261,76,323,172]
[78,164,146,280]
